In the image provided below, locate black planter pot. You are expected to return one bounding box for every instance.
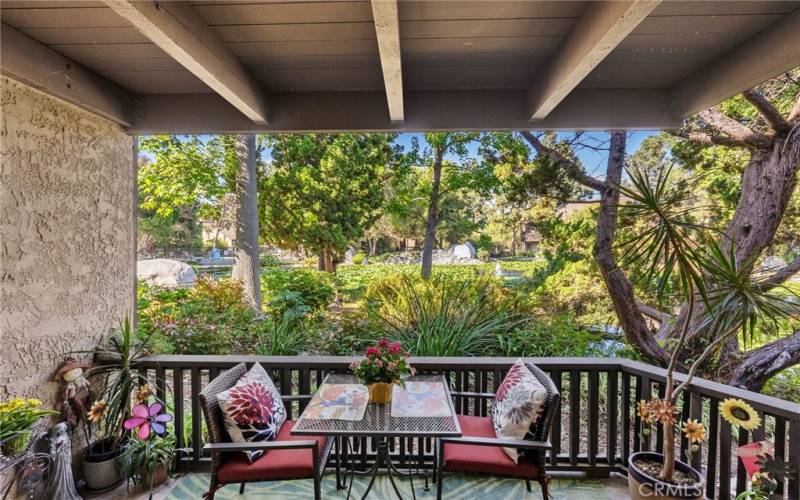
[628,452,704,500]
[83,438,124,492]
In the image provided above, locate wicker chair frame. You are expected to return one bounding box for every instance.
[198,362,335,500]
[436,362,561,500]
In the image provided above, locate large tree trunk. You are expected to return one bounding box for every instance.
[232,135,262,313]
[421,151,444,279]
[592,132,672,365]
[319,247,336,273]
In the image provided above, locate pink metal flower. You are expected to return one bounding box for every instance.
[123,402,173,440]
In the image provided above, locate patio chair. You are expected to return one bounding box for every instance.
[198,363,335,500]
[436,362,560,499]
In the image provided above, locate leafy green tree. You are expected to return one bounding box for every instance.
[259,134,398,272]
[418,133,483,278]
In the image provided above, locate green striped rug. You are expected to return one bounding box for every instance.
[165,473,611,499]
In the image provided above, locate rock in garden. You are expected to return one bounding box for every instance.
[137,258,197,287]
[452,242,477,259]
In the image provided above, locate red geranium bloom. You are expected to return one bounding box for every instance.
[389,342,402,354]
[378,339,391,348]
[365,346,381,357]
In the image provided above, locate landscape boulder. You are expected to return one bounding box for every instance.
[452,242,477,260]
[137,258,197,287]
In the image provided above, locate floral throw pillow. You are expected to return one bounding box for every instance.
[492,359,548,462]
[217,363,286,462]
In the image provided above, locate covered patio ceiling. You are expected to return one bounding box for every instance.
[2,0,799,133]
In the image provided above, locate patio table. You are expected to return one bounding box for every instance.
[292,373,461,500]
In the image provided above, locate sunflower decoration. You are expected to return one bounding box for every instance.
[636,400,654,424]
[649,399,677,426]
[682,418,706,444]
[133,384,153,405]
[87,400,108,423]
[720,398,761,431]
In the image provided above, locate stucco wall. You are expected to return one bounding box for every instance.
[0,76,135,405]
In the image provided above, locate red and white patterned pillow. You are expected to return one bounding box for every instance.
[217,363,286,462]
[492,359,548,462]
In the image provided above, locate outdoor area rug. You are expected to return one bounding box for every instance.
[164,473,612,499]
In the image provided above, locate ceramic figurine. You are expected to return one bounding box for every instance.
[41,423,81,500]
[53,358,93,429]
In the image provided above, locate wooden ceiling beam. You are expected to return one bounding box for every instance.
[371,0,404,122]
[526,0,661,121]
[128,89,678,134]
[0,23,133,127]
[104,0,268,124]
[670,9,800,118]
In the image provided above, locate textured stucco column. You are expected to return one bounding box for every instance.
[0,76,136,404]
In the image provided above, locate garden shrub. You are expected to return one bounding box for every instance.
[351,252,366,265]
[137,278,255,355]
[477,248,491,261]
[254,312,309,356]
[497,314,601,357]
[368,274,527,356]
[261,268,334,317]
[260,253,281,268]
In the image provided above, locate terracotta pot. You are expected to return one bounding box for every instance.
[367,382,394,404]
[141,464,169,491]
[628,452,704,500]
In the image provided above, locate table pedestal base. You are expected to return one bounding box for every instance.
[341,437,430,500]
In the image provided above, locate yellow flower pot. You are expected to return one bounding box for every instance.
[367,382,394,404]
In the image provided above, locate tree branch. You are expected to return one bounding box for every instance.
[787,92,800,124]
[728,329,800,391]
[637,302,672,323]
[743,89,790,135]
[519,130,608,191]
[698,108,773,148]
[761,254,800,290]
[592,131,671,366]
[673,130,748,149]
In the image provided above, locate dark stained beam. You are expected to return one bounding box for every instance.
[670,8,800,118]
[104,0,268,124]
[128,88,678,134]
[0,23,132,126]
[371,0,404,122]
[526,0,661,121]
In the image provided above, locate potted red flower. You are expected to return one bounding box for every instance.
[350,339,414,404]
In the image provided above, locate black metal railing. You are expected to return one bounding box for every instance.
[134,355,800,500]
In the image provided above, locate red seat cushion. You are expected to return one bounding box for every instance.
[443,415,540,477]
[217,421,327,483]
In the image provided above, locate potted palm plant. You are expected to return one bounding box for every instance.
[81,317,151,492]
[617,166,800,500]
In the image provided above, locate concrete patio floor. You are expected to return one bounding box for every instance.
[95,472,631,499]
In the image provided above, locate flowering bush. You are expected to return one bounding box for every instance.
[0,398,57,455]
[350,339,414,384]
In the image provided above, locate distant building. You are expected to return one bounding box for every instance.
[200,220,236,249]
[520,221,542,253]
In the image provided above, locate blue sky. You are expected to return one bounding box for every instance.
[392,131,658,179]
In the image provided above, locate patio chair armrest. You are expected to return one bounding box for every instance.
[440,436,551,451]
[204,440,319,453]
[449,391,495,399]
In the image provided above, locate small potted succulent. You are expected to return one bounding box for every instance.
[350,339,414,404]
[119,401,174,498]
